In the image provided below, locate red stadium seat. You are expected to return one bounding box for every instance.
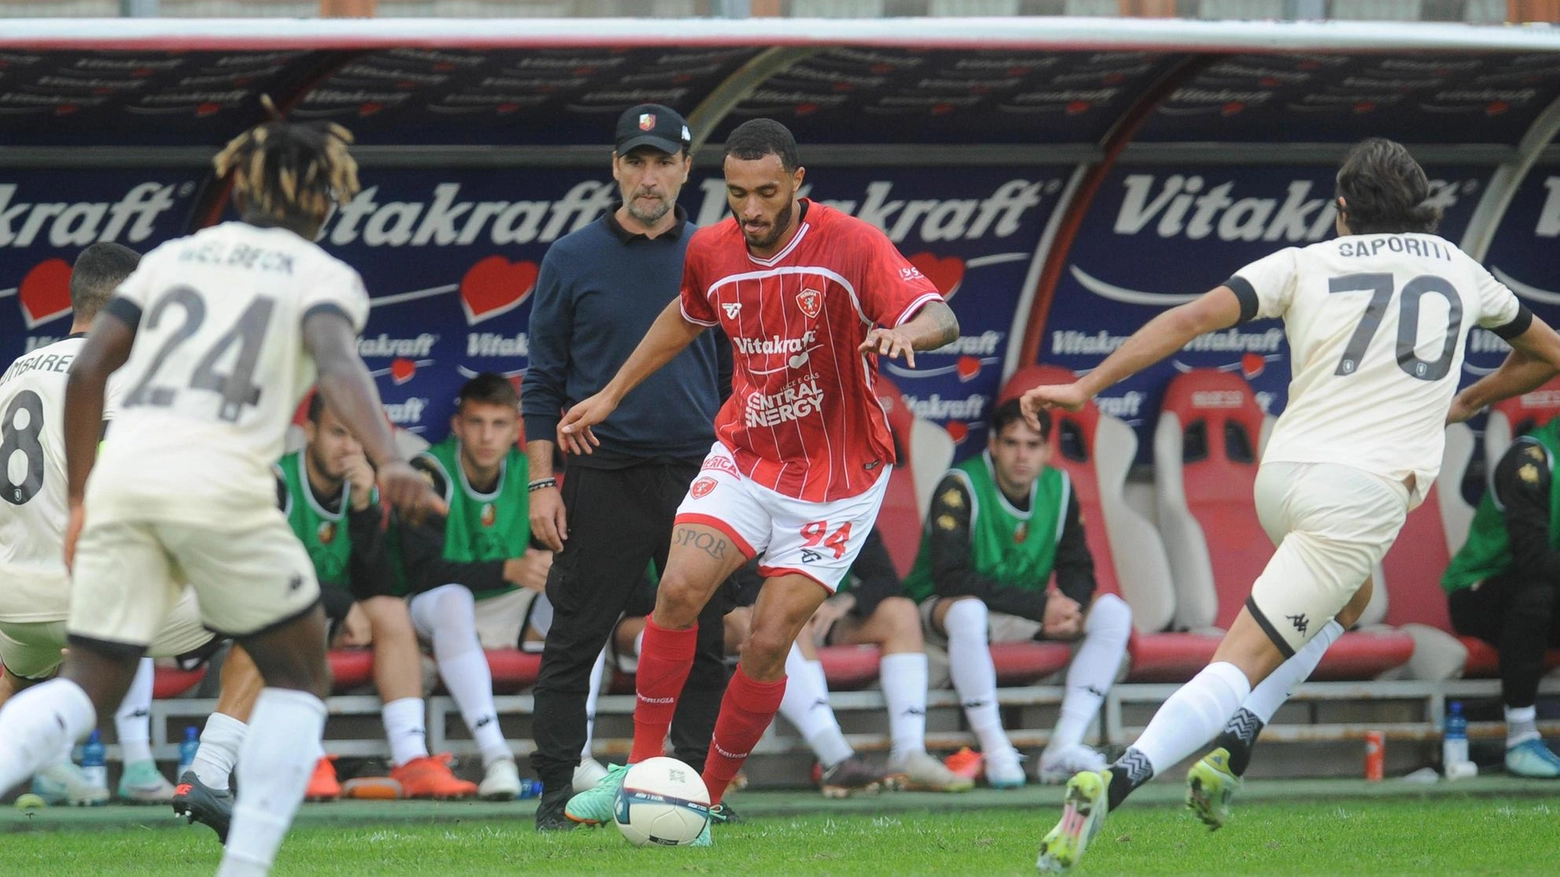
[818,645,882,690]
[989,641,1074,685]
[152,665,206,699]
[1154,369,1412,680]
[485,649,542,694]
[328,649,376,692]
[871,377,955,577]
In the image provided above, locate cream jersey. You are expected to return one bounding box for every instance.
[1231,232,1529,505]
[0,337,124,620]
[87,222,369,530]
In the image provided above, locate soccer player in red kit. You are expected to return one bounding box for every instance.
[559,119,959,839]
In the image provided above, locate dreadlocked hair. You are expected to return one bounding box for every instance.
[213,95,360,229]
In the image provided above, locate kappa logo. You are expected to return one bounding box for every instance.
[796,287,822,319]
[690,477,717,499]
[722,301,741,319]
[1287,613,1309,636]
[800,548,824,563]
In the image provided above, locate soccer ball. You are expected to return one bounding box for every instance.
[613,757,711,847]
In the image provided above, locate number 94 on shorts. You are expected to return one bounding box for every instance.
[672,442,891,593]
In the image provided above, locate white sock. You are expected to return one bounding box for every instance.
[115,658,157,765]
[0,678,96,794]
[221,688,326,876]
[581,649,606,760]
[381,698,428,768]
[192,712,248,790]
[1506,705,1540,748]
[778,645,853,768]
[944,599,1011,756]
[1131,662,1251,775]
[1243,619,1342,724]
[411,585,510,768]
[1049,594,1132,755]
[879,652,929,761]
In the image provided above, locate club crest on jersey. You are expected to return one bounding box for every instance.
[722,302,742,319]
[317,521,337,545]
[639,113,656,131]
[796,287,822,319]
[1013,522,1028,544]
[480,502,497,527]
[690,477,717,499]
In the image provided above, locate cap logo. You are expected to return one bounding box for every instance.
[639,113,655,131]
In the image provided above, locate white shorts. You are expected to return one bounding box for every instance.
[1,588,214,680]
[674,441,891,593]
[70,514,321,645]
[1248,461,1410,657]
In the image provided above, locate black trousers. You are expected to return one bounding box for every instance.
[530,460,729,793]
[1449,571,1560,708]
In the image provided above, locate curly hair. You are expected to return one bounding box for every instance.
[212,95,360,231]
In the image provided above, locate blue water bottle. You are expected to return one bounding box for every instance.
[177,726,201,780]
[80,730,107,792]
[519,778,543,799]
[1442,700,1469,770]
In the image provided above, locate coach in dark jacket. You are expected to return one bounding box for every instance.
[523,104,732,829]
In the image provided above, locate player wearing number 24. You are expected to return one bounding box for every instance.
[1027,138,1560,873]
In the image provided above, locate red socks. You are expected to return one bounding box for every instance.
[701,666,786,805]
[629,619,698,764]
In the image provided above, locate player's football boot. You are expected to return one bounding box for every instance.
[565,761,627,826]
[1038,744,1109,785]
[1186,747,1242,830]
[691,796,737,847]
[306,755,342,802]
[32,761,109,807]
[479,756,522,801]
[117,759,176,803]
[985,748,1028,789]
[573,756,610,793]
[171,770,234,842]
[1506,738,1560,778]
[1036,769,1110,874]
[817,755,892,798]
[536,787,576,832]
[391,753,478,799]
[944,746,984,782]
[887,750,974,792]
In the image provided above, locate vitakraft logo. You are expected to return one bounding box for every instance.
[384,396,429,428]
[886,330,1003,382]
[0,181,183,248]
[321,182,617,248]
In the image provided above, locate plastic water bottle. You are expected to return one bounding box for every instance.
[518,779,543,799]
[1442,700,1469,771]
[177,727,201,780]
[80,730,107,790]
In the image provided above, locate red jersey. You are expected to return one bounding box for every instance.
[680,200,943,502]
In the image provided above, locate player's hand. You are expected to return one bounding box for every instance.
[529,483,568,552]
[1042,591,1084,641]
[376,459,446,526]
[809,596,854,644]
[1021,382,1091,427]
[1446,391,1480,425]
[343,451,377,512]
[859,326,918,367]
[504,548,553,593]
[63,504,85,573]
[558,393,615,456]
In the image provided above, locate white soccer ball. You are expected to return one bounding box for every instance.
[613,756,711,847]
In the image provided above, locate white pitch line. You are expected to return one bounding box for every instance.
[369,284,458,308]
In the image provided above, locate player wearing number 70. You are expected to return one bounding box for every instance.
[0,106,444,877]
[1029,137,1560,874]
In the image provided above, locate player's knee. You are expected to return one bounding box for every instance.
[363,596,418,645]
[1088,593,1133,640]
[654,573,707,627]
[942,597,989,643]
[742,623,792,676]
[876,596,924,647]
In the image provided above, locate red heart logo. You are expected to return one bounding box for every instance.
[460,255,538,325]
[18,259,73,329]
[795,103,818,115]
[1260,77,1280,87]
[931,102,955,115]
[1065,100,1091,115]
[390,358,417,384]
[359,102,383,116]
[54,104,79,116]
[908,252,965,300]
[497,103,520,114]
[833,82,855,93]
[196,102,222,116]
[956,356,981,382]
[945,421,969,444]
[1354,101,1377,114]
[1241,352,1266,379]
[1222,101,1246,116]
[1487,101,1509,116]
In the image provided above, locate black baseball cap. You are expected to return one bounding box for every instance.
[615,103,692,155]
